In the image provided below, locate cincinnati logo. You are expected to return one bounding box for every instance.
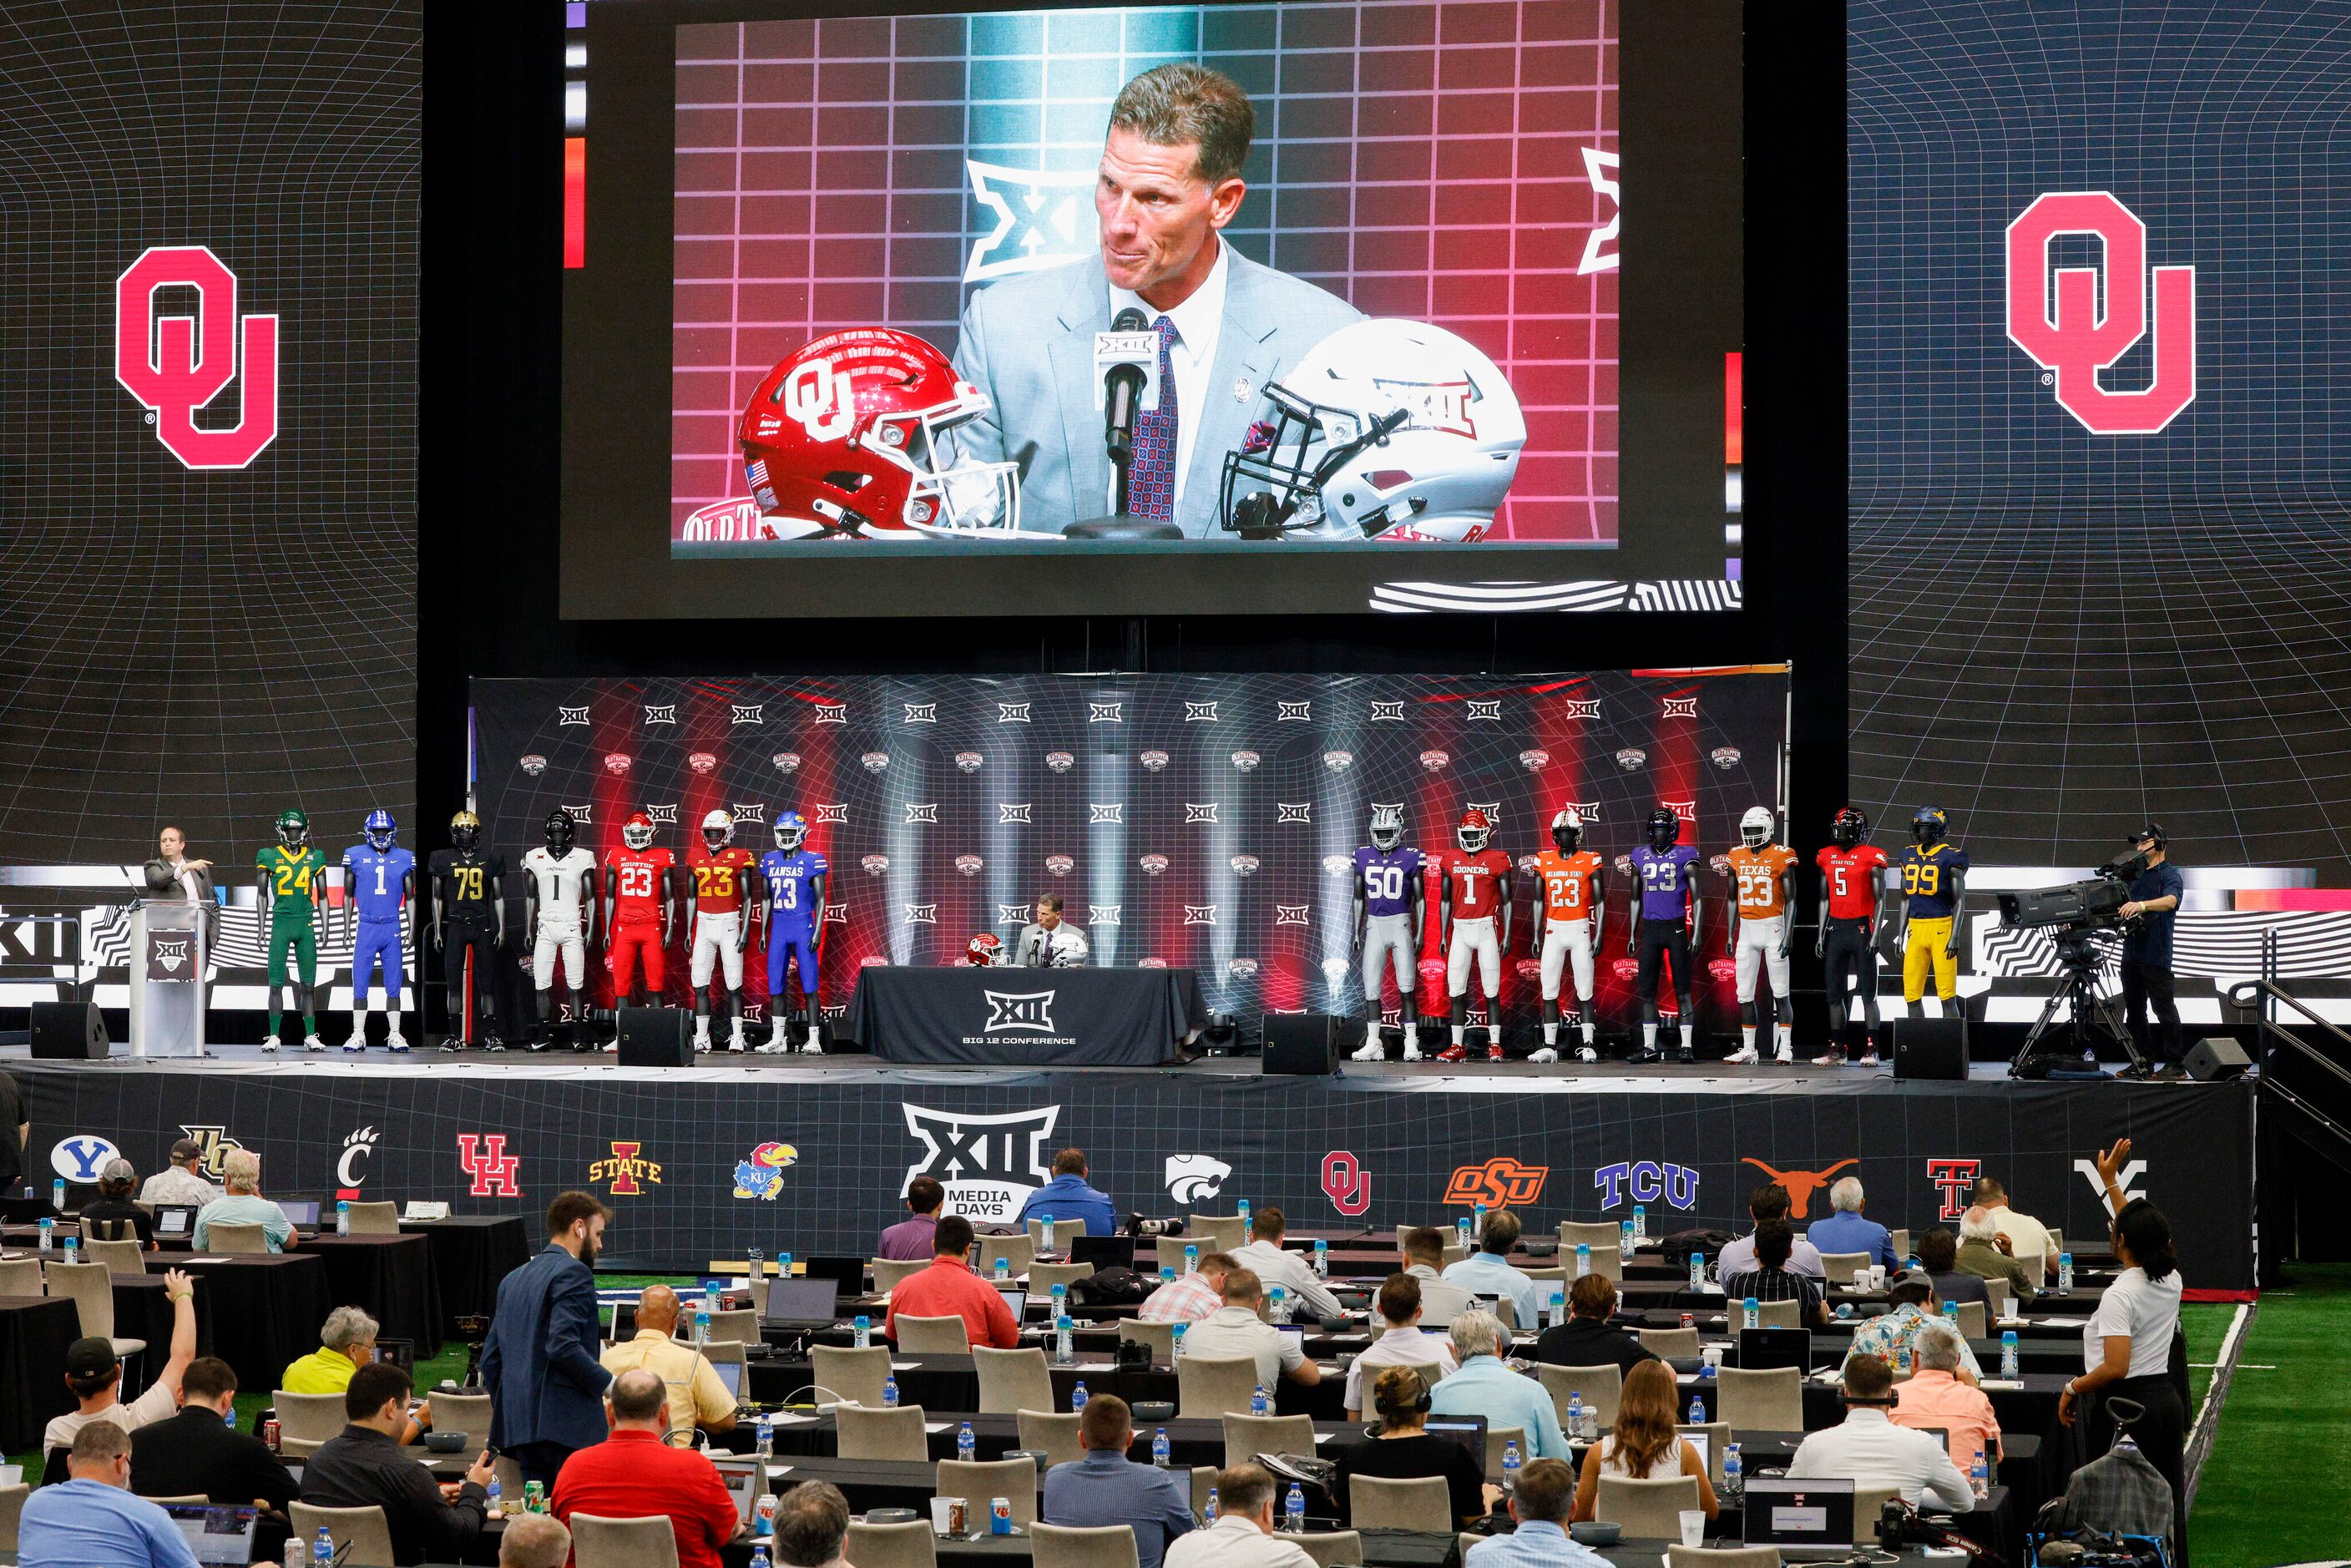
[1230,854,1260,876]
[1711,747,1742,770]
[1140,751,1170,771]
[1321,1151,1373,1216]
[1046,751,1074,772]
[1086,904,1119,925]
[1089,702,1123,723]
[2007,191,2194,434]
[1185,802,1219,824]
[603,753,630,775]
[1595,1160,1700,1210]
[689,752,717,775]
[116,246,278,468]
[336,1127,379,1196]
[1231,750,1260,771]
[903,903,938,923]
[1743,1157,1858,1219]
[902,703,937,724]
[861,752,889,772]
[645,705,677,725]
[1277,802,1311,823]
[519,755,547,776]
[1580,146,1620,273]
[902,1103,1061,1222]
[1661,697,1698,719]
[1186,701,1220,722]
[589,1140,662,1196]
[179,1125,246,1181]
[998,703,1030,723]
[1444,1156,1548,1206]
[1465,699,1503,721]
[1615,749,1646,771]
[965,160,1096,281]
[731,705,763,725]
[1926,1157,1981,1221]
[1088,803,1121,824]
[955,751,984,772]
[1519,750,1550,770]
[1000,802,1033,824]
[457,1134,521,1198]
[983,990,1058,1033]
[773,751,801,772]
[954,855,983,876]
[1368,701,1407,722]
[1419,750,1449,771]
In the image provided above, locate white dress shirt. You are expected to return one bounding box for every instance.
[1013,921,1090,968]
[1164,1513,1317,1568]
[1230,1238,1343,1321]
[1787,1407,1974,1513]
[1178,1305,1305,1390]
[1716,1230,1827,1279]
[1987,1203,2056,1275]
[1106,236,1231,508]
[1345,1325,1456,1414]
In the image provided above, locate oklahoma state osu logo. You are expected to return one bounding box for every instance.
[1443,1156,1548,1206]
[2006,192,2194,434]
[116,246,279,468]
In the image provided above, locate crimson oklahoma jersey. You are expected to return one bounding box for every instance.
[1818,842,1890,920]
[1443,846,1514,919]
[686,843,756,912]
[607,844,675,923]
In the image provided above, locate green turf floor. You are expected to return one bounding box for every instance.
[2187,1263,2351,1568]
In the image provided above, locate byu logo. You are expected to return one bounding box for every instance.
[1661,696,1698,719]
[904,802,939,824]
[983,990,1057,1033]
[1184,802,1220,824]
[902,1103,1061,1223]
[1185,701,1220,722]
[1367,701,1406,722]
[731,705,762,725]
[1277,802,1311,824]
[998,703,1031,723]
[644,704,677,725]
[2007,192,2195,434]
[781,357,854,441]
[557,706,589,726]
[964,161,1098,281]
[53,1136,121,1184]
[115,245,279,468]
[1465,700,1503,721]
[999,802,1033,824]
[1579,147,1620,274]
[1088,802,1122,823]
[1277,701,1312,721]
[902,703,937,724]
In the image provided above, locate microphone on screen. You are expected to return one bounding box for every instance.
[1096,306,1162,464]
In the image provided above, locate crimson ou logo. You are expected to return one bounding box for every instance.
[2007,192,2195,434]
[1138,957,1169,969]
[860,854,889,874]
[1519,749,1550,771]
[1711,746,1742,771]
[1140,751,1170,771]
[772,752,801,773]
[954,855,983,876]
[116,246,278,469]
[1227,957,1259,978]
[1708,957,1738,982]
[1418,749,1449,771]
[1044,854,1074,876]
[1045,751,1074,772]
[1230,854,1260,876]
[1610,956,1641,981]
[1231,750,1260,771]
[860,751,889,772]
[688,751,718,775]
[602,753,631,776]
[1139,853,1170,876]
[1321,1151,1372,1216]
[1322,751,1354,771]
[955,751,984,773]
[1615,748,1646,771]
[518,755,547,776]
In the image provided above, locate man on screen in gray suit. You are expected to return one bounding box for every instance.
[952,64,1363,539]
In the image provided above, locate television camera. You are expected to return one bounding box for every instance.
[1997,848,2157,1080]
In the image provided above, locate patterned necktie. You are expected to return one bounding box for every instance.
[1125,315,1180,518]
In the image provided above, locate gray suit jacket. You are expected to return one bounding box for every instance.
[952,248,1363,539]
[1010,922,1089,968]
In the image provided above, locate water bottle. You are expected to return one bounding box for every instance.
[1502,1439,1521,1496]
[1251,1384,1270,1417]
[62,1235,78,1266]
[705,1284,722,1316]
[1171,1322,1187,1358]
[1944,1301,1959,1327]
[1239,1198,1253,1246]
[1185,1243,1199,1273]
[1700,1359,1716,1383]
[336,1200,350,1236]
[853,1314,872,1350]
[883,1375,899,1409]
[1566,1393,1584,1437]
[1205,1487,1219,1523]
[1970,1455,1990,1499]
[1314,1239,1328,1278]
[1742,1296,1759,1330]
[779,1252,793,1282]
[1039,1212,1055,1252]
[1575,1243,1590,1279]
[38,1216,52,1254]
[995,1254,1010,1282]
[1723,1441,1743,1502]
[1457,1216,1472,1251]
[1907,1254,1922,1273]
[694,1309,710,1344]
[958,1421,976,1462]
[2000,1330,2019,1378]
[1153,1427,1171,1468]
[748,1246,763,1286]
[1270,1286,1287,1320]
[1690,1251,1705,1290]
[1620,1220,1636,1259]
[1688,1393,1704,1424]
[1051,1282,1069,1318]
[486,1474,502,1519]
[52,1178,65,1211]
[1633,1204,1648,1242]
[1549,1289,1565,1330]
[751,1548,770,1568]
[1285,1484,1306,1533]
[2060,1252,2075,1293]
[1474,1201,1489,1237]
[313,1526,334,1565]
[756,1413,773,1456]
[1071,1378,1089,1412]
[1056,1315,1075,1363]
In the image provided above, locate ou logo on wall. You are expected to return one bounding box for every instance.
[2005,192,2195,434]
[115,245,280,468]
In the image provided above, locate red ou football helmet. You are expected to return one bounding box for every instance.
[738,328,1020,537]
[1456,808,1493,853]
[966,932,1004,967]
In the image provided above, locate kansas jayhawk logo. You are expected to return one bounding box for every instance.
[732,1142,799,1201]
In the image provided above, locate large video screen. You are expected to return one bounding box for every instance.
[562,0,1743,616]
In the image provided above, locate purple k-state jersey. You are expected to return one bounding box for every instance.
[1354,844,1423,917]
[1631,842,1701,922]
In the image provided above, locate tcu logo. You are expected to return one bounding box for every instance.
[781,357,854,441]
[2007,192,2195,434]
[116,246,278,468]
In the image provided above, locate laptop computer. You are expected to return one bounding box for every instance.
[1742,1476,1856,1557]
[162,1503,258,1565]
[1738,1326,1814,1374]
[802,1256,866,1297]
[372,1338,415,1373]
[711,1358,744,1399]
[712,1459,762,1525]
[1423,1414,1489,1471]
[1072,1233,1135,1272]
[998,1287,1029,1322]
[762,1277,842,1329]
[279,1199,321,1229]
[152,1204,198,1239]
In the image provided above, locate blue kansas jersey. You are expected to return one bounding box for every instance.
[342,845,415,923]
[760,848,829,928]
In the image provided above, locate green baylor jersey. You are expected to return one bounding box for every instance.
[258,844,327,925]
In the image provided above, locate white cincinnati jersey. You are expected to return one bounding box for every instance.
[523,847,597,923]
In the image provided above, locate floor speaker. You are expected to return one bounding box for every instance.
[615,1007,691,1067]
[1261,1014,1335,1075]
[29,1001,107,1060]
[1893,1015,1968,1080]
[2185,1036,2252,1081]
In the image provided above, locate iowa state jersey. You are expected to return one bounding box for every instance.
[605,845,675,926]
[341,844,414,923]
[1727,843,1799,918]
[1443,847,1513,920]
[759,847,829,927]
[1631,842,1701,921]
[687,843,756,913]
[258,845,326,922]
[522,846,597,915]
[1353,844,1423,918]
[1535,848,1603,919]
[427,848,504,923]
[1899,842,1969,918]
[1818,843,1890,921]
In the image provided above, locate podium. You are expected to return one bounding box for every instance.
[130,900,207,1057]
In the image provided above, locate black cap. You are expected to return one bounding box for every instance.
[65,1337,120,1377]
[170,1139,204,1166]
[2126,822,2167,847]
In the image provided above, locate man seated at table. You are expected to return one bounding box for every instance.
[1719,1218,1830,1328]
[1231,1206,1344,1322]
[1848,1267,1984,1379]
[1344,1273,1458,1420]
[19,1420,203,1568]
[1140,1249,1236,1323]
[1010,893,1090,967]
[1972,1175,2059,1282]
[1398,1226,1476,1328]
[1806,1176,1898,1269]
[1428,1309,1567,1460]
[1165,1464,1318,1568]
[1042,1393,1196,1568]
[1716,1181,1827,1278]
[1534,1274,1656,1377]
[1789,1353,1974,1512]
[1334,1366,1500,1529]
[193,1148,296,1252]
[281,1305,427,1443]
[1176,1268,1322,1391]
[301,1361,493,1566]
[42,1270,197,1484]
[550,1368,742,1568]
[599,1284,741,1444]
[1466,1457,1615,1568]
[1958,1206,2040,1302]
[1441,1210,1540,1328]
[130,1355,299,1556]
[139,1137,222,1208]
[1919,1227,1991,1309]
[771,1481,853,1568]
[82,1157,159,1247]
[497,1513,572,1568]
[1017,1146,1118,1240]
[883,1213,1021,1348]
[878,1175,944,1261]
[1894,1321,2002,1478]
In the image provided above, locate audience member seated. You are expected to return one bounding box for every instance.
[1140,1250,1236,1323]
[771,1481,852,1568]
[497,1513,572,1568]
[193,1148,295,1252]
[882,1214,1020,1348]
[1165,1464,1317,1568]
[1041,1393,1195,1568]
[300,1361,492,1566]
[282,1306,426,1443]
[1534,1274,1656,1376]
[1467,1458,1613,1567]
[1716,1181,1827,1277]
[1972,1176,2059,1282]
[878,1175,944,1261]
[1441,1209,1540,1325]
[1429,1309,1567,1460]
[130,1355,298,1555]
[1848,1268,1984,1378]
[1344,1274,1459,1419]
[1894,1321,2002,1476]
[1397,1227,1477,1327]
[19,1421,202,1568]
[81,1158,159,1246]
[599,1285,741,1443]
[1791,1354,1973,1512]
[1016,1146,1118,1238]
[1919,1227,1990,1308]
[43,1271,197,1483]
[1719,1218,1829,1327]
[1230,1206,1344,1320]
[1176,1268,1322,1390]
[1570,1359,1718,1523]
[1333,1367,1499,1529]
[1958,1206,2040,1300]
[1806,1176,1898,1268]
[139,1138,223,1208]
[549,1368,741,1568]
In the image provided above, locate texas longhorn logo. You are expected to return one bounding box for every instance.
[2006,192,2195,434]
[116,246,279,468]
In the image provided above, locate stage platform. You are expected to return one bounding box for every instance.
[8,1047,2254,1287]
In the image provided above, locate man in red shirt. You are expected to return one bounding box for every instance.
[882,1215,1021,1349]
[549,1368,741,1568]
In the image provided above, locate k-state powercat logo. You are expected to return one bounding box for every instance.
[2007,192,2195,434]
[116,246,280,468]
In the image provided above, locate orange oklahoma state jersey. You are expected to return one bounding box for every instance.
[686,843,756,913]
[1727,843,1799,917]
[1535,848,1603,919]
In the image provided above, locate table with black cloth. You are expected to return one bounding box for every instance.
[402,1215,530,1333]
[171,1252,332,1393]
[844,964,1206,1065]
[305,1232,445,1357]
[0,1295,82,1449]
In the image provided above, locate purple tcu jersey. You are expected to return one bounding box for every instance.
[760,848,828,928]
[1631,842,1701,922]
[1354,844,1423,918]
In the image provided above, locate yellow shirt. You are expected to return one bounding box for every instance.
[281,1347,358,1396]
[599,1329,737,1441]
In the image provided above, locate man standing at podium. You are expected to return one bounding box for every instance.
[1011,894,1090,968]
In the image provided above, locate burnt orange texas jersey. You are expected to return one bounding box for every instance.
[686,843,756,913]
[1727,843,1799,918]
[1535,848,1603,920]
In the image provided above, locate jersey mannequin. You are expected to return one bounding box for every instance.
[523,808,599,1051]
[1814,807,1891,1065]
[757,812,829,1055]
[1627,807,1703,1064]
[1348,805,1427,1063]
[1893,807,1969,1024]
[1436,808,1514,1062]
[685,809,756,1052]
[1722,806,1799,1065]
[604,811,677,1009]
[341,811,417,1052]
[430,811,508,1052]
[255,809,326,1053]
[1529,807,1606,1065]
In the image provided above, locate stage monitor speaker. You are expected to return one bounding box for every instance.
[1893,1016,1967,1080]
[2185,1036,2252,1081]
[616,1007,691,1067]
[29,1001,107,1060]
[1261,1014,1335,1075]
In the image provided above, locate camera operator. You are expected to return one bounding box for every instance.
[2116,824,2184,1076]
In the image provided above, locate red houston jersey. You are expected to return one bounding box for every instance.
[1536,848,1604,920]
[606,845,675,926]
[1443,847,1514,920]
[1817,842,1890,920]
[686,843,756,913]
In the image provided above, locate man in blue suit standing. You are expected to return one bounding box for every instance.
[480,1191,613,1486]
[953,63,1363,539]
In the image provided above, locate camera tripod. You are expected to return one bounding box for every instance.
[2010,927,2154,1079]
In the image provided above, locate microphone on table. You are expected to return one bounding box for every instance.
[1096,306,1161,466]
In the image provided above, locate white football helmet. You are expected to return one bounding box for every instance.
[1219,319,1525,543]
[1740,806,1775,849]
[701,808,735,848]
[1551,807,1584,853]
[1369,805,1404,851]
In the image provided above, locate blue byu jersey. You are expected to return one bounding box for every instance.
[760,847,829,927]
[1353,844,1423,918]
[341,844,415,923]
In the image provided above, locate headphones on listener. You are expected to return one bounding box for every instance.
[1373,1371,1433,1424]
